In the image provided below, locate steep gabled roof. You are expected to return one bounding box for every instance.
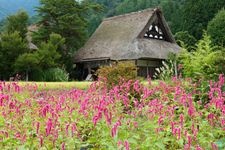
[74,8,180,62]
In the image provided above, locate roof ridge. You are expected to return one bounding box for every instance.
[103,7,157,21]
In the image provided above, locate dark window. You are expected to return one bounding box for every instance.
[144,23,165,40]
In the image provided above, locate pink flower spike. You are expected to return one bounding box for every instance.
[196,145,203,150]
[45,118,53,136]
[36,122,40,134]
[62,142,65,150]
[124,140,130,150]
[211,142,218,150]
[40,136,43,147]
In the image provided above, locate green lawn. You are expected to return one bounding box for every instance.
[16,81,92,90]
[9,80,158,91]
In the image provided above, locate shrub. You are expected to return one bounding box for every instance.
[179,32,225,81]
[175,31,197,51]
[42,68,69,82]
[97,62,137,88]
[154,60,175,81]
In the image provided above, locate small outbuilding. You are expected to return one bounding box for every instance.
[74,8,180,80]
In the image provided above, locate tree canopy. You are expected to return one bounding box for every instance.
[5,10,29,39]
[0,31,28,80]
[207,9,225,46]
[181,0,225,39]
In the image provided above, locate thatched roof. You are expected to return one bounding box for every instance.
[74,8,180,62]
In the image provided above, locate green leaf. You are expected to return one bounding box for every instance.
[0,116,5,127]
[155,142,166,150]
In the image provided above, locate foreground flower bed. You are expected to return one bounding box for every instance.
[0,77,224,149]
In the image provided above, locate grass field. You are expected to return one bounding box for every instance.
[8,80,158,91]
[16,81,92,90]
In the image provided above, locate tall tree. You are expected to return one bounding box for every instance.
[34,0,100,50]
[0,31,28,80]
[14,53,39,81]
[14,33,64,81]
[33,0,100,76]
[36,33,62,69]
[207,9,225,46]
[5,10,29,39]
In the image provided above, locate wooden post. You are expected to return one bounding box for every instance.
[88,65,91,74]
[147,67,149,78]
[174,60,178,78]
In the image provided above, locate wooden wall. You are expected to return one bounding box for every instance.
[136,59,162,78]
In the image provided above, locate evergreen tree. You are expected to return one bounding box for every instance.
[34,0,99,51]
[175,31,197,51]
[0,31,28,80]
[33,0,100,76]
[5,10,29,39]
[181,0,225,39]
[36,33,62,69]
[207,9,225,46]
[14,53,39,81]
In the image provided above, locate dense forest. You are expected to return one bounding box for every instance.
[0,0,225,81]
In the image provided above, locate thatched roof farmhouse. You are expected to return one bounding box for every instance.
[74,8,180,80]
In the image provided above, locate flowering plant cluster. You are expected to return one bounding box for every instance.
[0,76,224,149]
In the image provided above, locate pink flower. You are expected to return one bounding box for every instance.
[36,122,40,134]
[40,136,43,147]
[196,145,203,150]
[71,123,77,136]
[46,118,53,136]
[188,136,192,147]
[158,116,164,126]
[62,142,65,150]
[111,120,122,137]
[104,109,112,125]
[211,142,218,150]
[117,140,123,147]
[188,106,195,117]
[180,114,184,128]
[124,140,130,150]
[65,123,70,136]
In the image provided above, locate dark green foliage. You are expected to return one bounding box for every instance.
[114,0,160,15]
[97,62,137,88]
[14,53,39,81]
[175,31,197,51]
[40,68,69,82]
[28,15,41,25]
[34,0,98,50]
[33,0,101,76]
[0,31,28,80]
[181,0,225,39]
[13,33,63,81]
[14,53,39,71]
[0,19,6,32]
[207,9,225,46]
[29,68,69,82]
[86,0,185,35]
[36,33,62,69]
[5,10,29,39]
[84,0,123,36]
